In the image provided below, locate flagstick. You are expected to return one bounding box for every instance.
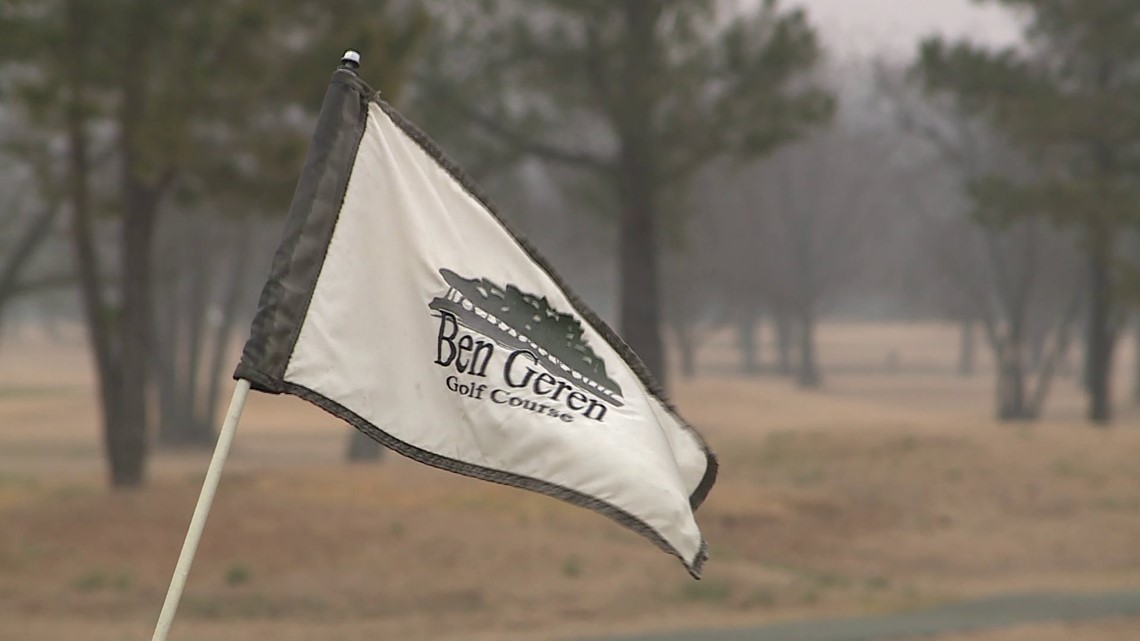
[150,52,361,640]
[150,378,251,641]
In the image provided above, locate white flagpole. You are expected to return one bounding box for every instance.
[150,378,251,641]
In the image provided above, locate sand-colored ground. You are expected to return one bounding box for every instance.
[2,322,1140,640]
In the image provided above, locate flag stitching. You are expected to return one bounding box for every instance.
[236,71,716,575]
[284,380,708,577]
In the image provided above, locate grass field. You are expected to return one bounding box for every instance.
[2,322,1140,640]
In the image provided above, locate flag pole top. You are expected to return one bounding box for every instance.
[341,50,361,71]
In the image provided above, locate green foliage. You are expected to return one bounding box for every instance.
[561,555,581,578]
[225,563,252,586]
[73,569,107,592]
[411,0,832,382]
[913,1,1140,232]
[742,587,777,607]
[0,0,432,484]
[413,0,833,213]
[70,567,131,591]
[866,575,891,591]
[113,570,133,591]
[1050,457,1078,478]
[912,1,1140,422]
[679,578,732,603]
[0,0,430,218]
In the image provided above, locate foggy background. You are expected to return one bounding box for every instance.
[3,1,1140,640]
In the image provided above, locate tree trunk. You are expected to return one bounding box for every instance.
[115,188,155,485]
[1026,298,1080,420]
[1058,338,1077,380]
[64,0,139,489]
[155,365,193,445]
[200,221,253,440]
[1086,232,1114,425]
[674,322,697,379]
[180,226,209,437]
[1081,313,1092,392]
[154,234,191,446]
[958,318,975,377]
[775,310,794,376]
[615,0,666,387]
[736,311,759,376]
[154,325,187,445]
[1133,316,1140,404]
[156,217,228,447]
[996,341,1029,421]
[617,174,664,385]
[796,305,821,389]
[1028,327,1047,372]
[0,204,61,314]
[109,0,166,482]
[347,430,384,462]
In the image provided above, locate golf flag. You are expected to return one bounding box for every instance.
[234,64,717,576]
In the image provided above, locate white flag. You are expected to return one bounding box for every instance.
[236,67,717,576]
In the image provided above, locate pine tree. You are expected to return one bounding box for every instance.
[413,0,833,387]
[0,0,428,483]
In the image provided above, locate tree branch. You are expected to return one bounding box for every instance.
[8,273,75,298]
[0,202,62,310]
[582,17,619,124]
[417,77,611,173]
[458,101,611,172]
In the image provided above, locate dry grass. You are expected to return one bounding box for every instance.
[2,322,1140,640]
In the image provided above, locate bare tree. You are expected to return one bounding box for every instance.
[921,206,1081,419]
[674,160,776,379]
[413,0,834,389]
[0,199,64,323]
[883,66,1083,420]
[152,211,257,447]
[0,134,78,340]
[662,238,725,379]
[701,125,898,389]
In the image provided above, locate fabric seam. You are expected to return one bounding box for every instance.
[283,380,708,578]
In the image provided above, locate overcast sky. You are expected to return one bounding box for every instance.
[787,0,1023,58]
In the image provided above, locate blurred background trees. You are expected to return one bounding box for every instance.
[411,0,835,388]
[881,62,1084,421]
[0,0,426,485]
[913,0,1140,424]
[3,0,1140,488]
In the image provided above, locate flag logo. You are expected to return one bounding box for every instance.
[234,66,716,576]
[430,268,624,424]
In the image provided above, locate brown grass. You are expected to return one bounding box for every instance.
[2,322,1140,640]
